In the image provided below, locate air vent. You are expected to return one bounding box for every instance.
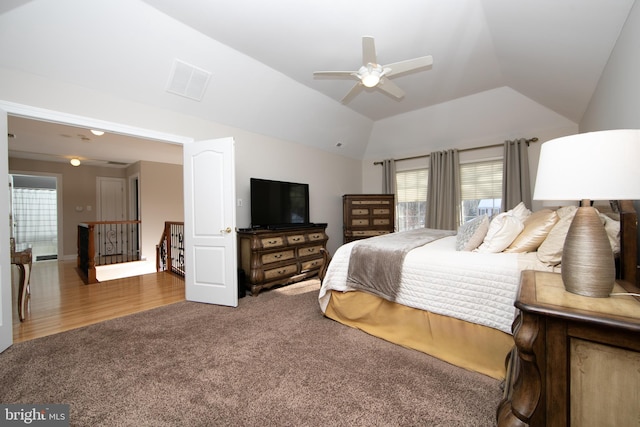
[166,59,211,101]
[107,161,129,166]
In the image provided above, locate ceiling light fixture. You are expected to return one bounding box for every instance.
[359,65,383,88]
[70,158,81,167]
[90,129,105,136]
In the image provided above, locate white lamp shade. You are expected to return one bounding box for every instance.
[533,129,640,201]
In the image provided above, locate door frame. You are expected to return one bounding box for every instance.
[0,100,195,349]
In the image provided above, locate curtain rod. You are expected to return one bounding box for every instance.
[373,137,538,165]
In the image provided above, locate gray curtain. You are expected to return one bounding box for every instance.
[502,139,531,211]
[382,159,396,194]
[426,149,460,230]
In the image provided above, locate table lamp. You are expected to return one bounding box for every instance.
[533,129,640,297]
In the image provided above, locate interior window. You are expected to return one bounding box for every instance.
[395,169,428,232]
[460,159,503,223]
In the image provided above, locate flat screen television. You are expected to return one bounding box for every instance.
[250,178,310,229]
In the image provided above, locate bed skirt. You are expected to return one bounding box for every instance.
[324,290,514,380]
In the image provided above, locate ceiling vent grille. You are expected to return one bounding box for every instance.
[166,59,211,101]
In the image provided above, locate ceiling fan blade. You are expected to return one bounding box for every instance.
[313,71,357,78]
[384,55,433,77]
[377,77,405,99]
[341,83,364,104]
[362,36,377,65]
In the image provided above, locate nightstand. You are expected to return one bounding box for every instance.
[497,270,640,427]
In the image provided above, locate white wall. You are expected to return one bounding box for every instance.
[581,1,640,264]
[581,1,640,131]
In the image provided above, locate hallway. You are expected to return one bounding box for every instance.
[11,259,185,343]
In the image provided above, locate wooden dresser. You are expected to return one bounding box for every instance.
[343,194,395,243]
[237,224,328,296]
[497,270,640,427]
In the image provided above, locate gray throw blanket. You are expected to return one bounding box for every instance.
[346,228,456,301]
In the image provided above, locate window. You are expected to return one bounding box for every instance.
[460,159,503,223]
[395,169,428,231]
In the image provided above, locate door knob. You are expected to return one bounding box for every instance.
[221,227,232,234]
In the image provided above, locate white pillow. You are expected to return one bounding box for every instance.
[476,212,524,253]
[509,201,532,222]
[456,215,489,251]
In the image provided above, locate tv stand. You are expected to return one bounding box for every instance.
[237,224,328,296]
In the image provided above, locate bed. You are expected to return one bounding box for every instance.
[318,200,638,380]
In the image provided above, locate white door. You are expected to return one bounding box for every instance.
[0,109,12,352]
[97,177,126,255]
[183,137,237,307]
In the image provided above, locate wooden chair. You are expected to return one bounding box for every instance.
[10,238,33,321]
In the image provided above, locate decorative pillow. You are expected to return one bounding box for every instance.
[476,212,524,253]
[456,215,489,251]
[599,213,621,254]
[504,209,559,253]
[509,202,532,222]
[537,206,578,266]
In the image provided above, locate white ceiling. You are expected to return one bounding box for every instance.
[1,0,636,165]
[142,0,634,122]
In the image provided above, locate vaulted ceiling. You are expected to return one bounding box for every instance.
[1,0,636,164]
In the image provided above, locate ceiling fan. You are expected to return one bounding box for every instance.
[313,36,433,104]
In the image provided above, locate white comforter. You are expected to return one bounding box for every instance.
[319,235,555,334]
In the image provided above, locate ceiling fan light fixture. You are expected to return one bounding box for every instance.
[70,158,81,167]
[361,72,380,88]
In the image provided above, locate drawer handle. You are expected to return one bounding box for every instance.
[274,254,282,259]
[292,237,301,241]
[267,240,277,244]
[306,248,316,253]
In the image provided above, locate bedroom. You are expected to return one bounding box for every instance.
[1,0,640,424]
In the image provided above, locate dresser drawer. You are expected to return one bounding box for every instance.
[301,257,324,272]
[298,245,323,258]
[373,218,390,225]
[307,232,326,241]
[264,263,298,280]
[286,234,306,245]
[351,208,369,215]
[373,208,390,215]
[352,230,390,237]
[351,219,369,226]
[261,249,295,264]
[260,236,285,248]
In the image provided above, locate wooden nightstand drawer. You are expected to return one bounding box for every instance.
[351,219,369,226]
[260,236,284,248]
[373,208,390,215]
[261,249,295,264]
[264,263,298,280]
[373,219,390,225]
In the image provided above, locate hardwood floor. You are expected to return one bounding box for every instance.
[11,259,185,343]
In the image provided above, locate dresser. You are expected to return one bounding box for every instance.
[237,225,328,296]
[342,194,395,243]
[497,270,640,427]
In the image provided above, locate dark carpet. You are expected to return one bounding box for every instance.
[0,280,501,426]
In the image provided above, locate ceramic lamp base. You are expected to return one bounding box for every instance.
[561,206,615,298]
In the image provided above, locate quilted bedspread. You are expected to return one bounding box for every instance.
[320,235,553,334]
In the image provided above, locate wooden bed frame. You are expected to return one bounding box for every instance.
[319,200,638,379]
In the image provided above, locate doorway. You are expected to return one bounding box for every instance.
[9,173,61,260]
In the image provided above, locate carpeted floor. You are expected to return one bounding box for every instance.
[0,280,501,426]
